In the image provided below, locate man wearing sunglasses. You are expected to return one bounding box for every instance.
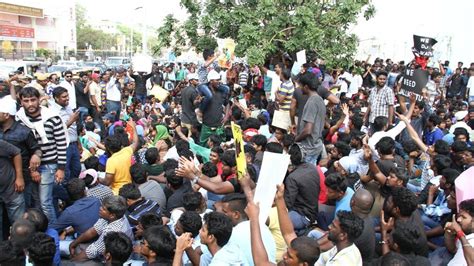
[60,70,77,110]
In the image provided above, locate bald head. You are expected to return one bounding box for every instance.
[351,188,374,215]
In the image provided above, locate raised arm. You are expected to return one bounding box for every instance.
[275,184,297,246]
[395,112,428,152]
[246,200,276,266]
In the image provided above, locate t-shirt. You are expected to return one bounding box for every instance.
[293,87,308,119]
[468,76,474,96]
[139,180,167,209]
[297,94,326,157]
[448,233,474,265]
[75,81,92,108]
[89,81,101,107]
[267,70,281,101]
[180,85,198,125]
[277,80,294,111]
[268,207,286,262]
[106,146,133,194]
[334,188,354,219]
[202,89,227,127]
[354,216,375,263]
[0,140,21,202]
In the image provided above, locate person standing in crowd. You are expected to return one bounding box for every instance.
[295,72,326,164]
[75,72,92,124]
[16,86,68,224]
[60,71,77,110]
[51,86,81,181]
[0,95,41,210]
[199,70,229,146]
[364,71,395,127]
[180,73,200,135]
[105,69,123,122]
[130,67,153,104]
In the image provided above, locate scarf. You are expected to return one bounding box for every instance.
[152,125,170,146]
[16,106,69,145]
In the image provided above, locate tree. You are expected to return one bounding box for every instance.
[75,3,118,51]
[153,0,375,67]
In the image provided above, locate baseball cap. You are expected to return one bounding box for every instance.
[207,70,220,81]
[187,73,199,80]
[79,169,98,185]
[0,95,17,115]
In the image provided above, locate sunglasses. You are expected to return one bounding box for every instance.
[65,75,72,78]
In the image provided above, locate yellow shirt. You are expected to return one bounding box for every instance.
[268,207,287,262]
[106,146,133,194]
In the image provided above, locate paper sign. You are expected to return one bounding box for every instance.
[455,166,474,211]
[413,35,437,57]
[296,50,306,65]
[398,68,429,100]
[272,110,291,131]
[254,152,291,224]
[149,85,170,102]
[231,122,247,180]
[132,54,152,73]
[217,38,236,69]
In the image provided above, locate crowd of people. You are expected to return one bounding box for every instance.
[0,47,473,266]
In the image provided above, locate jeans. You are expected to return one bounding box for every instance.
[39,164,57,224]
[106,100,121,121]
[65,142,81,181]
[288,210,310,230]
[135,93,146,104]
[77,106,89,125]
[23,173,40,209]
[0,194,25,240]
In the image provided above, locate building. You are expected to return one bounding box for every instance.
[0,1,76,59]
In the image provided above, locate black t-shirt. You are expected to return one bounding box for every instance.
[131,73,153,95]
[180,86,198,125]
[75,81,92,108]
[293,88,308,118]
[202,89,228,127]
[0,140,21,202]
[151,72,163,86]
[354,216,375,264]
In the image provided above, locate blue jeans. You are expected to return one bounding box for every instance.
[106,100,121,121]
[65,142,81,181]
[39,164,57,224]
[135,93,146,104]
[288,210,310,231]
[0,194,25,240]
[77,106,89,125]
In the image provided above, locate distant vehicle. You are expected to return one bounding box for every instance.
[0,61,48,79]
[83,62,108,73]
[105,57,131,69]
[47,65,70,74]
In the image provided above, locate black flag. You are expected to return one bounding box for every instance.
[413,35,437,57]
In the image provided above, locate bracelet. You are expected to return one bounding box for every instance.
[457,230,466,239]
[463,243,472,247]
[379,240,387,245]
[193,175,200,183]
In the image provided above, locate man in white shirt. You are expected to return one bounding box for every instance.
[315,210,363,266]
[59,70,77,110]
[104,70,122,121]
[445,199,474,266]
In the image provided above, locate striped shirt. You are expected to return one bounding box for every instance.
[24,115,68,168]
[126,198,162,226]
[239,72,249,87]
[277,80,295,111]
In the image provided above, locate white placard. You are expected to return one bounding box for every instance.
[254,152,290,224]
[132,54,153,73]
[296,50,306,65]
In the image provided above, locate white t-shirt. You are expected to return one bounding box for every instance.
[106,77,121,101]
[348,74,362,98]
[267,70,281,101]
